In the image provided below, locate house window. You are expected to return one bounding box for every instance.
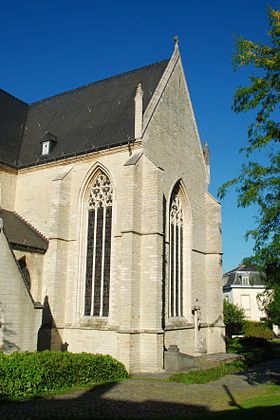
[242,276,250,285]
[241,294,251,310]
[169,188,184,317]
[84,172,112,317]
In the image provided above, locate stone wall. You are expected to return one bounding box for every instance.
[0,223,42,353]
[0,48,225,370]
[143,50,225,355]
[0,166,17,210]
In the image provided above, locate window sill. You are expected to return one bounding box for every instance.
[165,317,193,330]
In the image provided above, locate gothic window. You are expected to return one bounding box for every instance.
[84,172,113,317]
[18,257,31,290]
[169,188,184,317]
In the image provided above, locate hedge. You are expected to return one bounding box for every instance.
[243,320,274,340]
[0,351,128,399]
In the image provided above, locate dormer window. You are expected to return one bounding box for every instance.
[242,276,250,285]
[40,131,57,156]
[42,141,51,155]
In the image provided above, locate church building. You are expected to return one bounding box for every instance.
[0,42,225,372]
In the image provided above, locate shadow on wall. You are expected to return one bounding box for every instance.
[1,324,20,354]
[37,296,68,352]
[0,302,20,353]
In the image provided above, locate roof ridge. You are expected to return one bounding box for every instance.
[0,88,28,105]
[30,58,170,106]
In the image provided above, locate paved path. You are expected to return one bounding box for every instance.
[0,358,279,419]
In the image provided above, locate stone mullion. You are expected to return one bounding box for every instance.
[103,206,112,317]
[173,222,177,317]
[100,206,106,316]
[84,210,95,316]
[180,226,183,316]
[90,209,98,316]
[93,207,103,316]
[178,223,181,316]
[169,223,174,317]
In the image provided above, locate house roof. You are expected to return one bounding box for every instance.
[0,59,169,168]
[0,209,48,253]
[223,264,259,276]
[223,264,265,288]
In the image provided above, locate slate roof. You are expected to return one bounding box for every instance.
[0,60,169,168]
[223,264,265,287]
[224,264,259,275]
[0,209,48,253]
[0,89,28,166]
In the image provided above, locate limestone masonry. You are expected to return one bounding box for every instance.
[0,43,225,372]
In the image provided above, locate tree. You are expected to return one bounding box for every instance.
[223,299,245,337]
[257,284,280,326]
[218,8,280,285]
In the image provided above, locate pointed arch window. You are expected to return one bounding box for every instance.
[18,256,31,290]
[169,187,184,317]
[84,172,113,317]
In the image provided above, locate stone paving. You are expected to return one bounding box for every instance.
[0,358,279,419]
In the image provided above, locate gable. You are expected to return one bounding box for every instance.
[143,49,208,184]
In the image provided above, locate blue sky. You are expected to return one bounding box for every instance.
[1,0,278,272]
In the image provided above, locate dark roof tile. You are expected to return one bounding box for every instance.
[0,59,169,167]
[0,209,48,253]
[0,89,28,166]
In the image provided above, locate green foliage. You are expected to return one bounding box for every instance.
[225,336,243,353]
[168,360,245,384]
[0,351,128,399]
[171,337,273,384]
[243,320,274,339]
[218,7,280,285]
[258,284,280,325]
[225,335,274,366]
[223,299,246,336]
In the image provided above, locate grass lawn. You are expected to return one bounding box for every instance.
[241,384,280,408]
[183,384,280,419]
[168,360,245,384]
[168,337,280,385]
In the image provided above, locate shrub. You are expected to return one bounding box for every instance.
[225,336,243,353]
[223,299,245,337]
[243,320,274,340]
[0,351,128,399]
[238,336,271,348]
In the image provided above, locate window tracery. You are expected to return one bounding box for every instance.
[88,173,113,209]
[169,188,184,317]
[84,172,112,317]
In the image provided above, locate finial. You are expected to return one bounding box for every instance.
[174,35,179,47]
[135,83,143,97]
